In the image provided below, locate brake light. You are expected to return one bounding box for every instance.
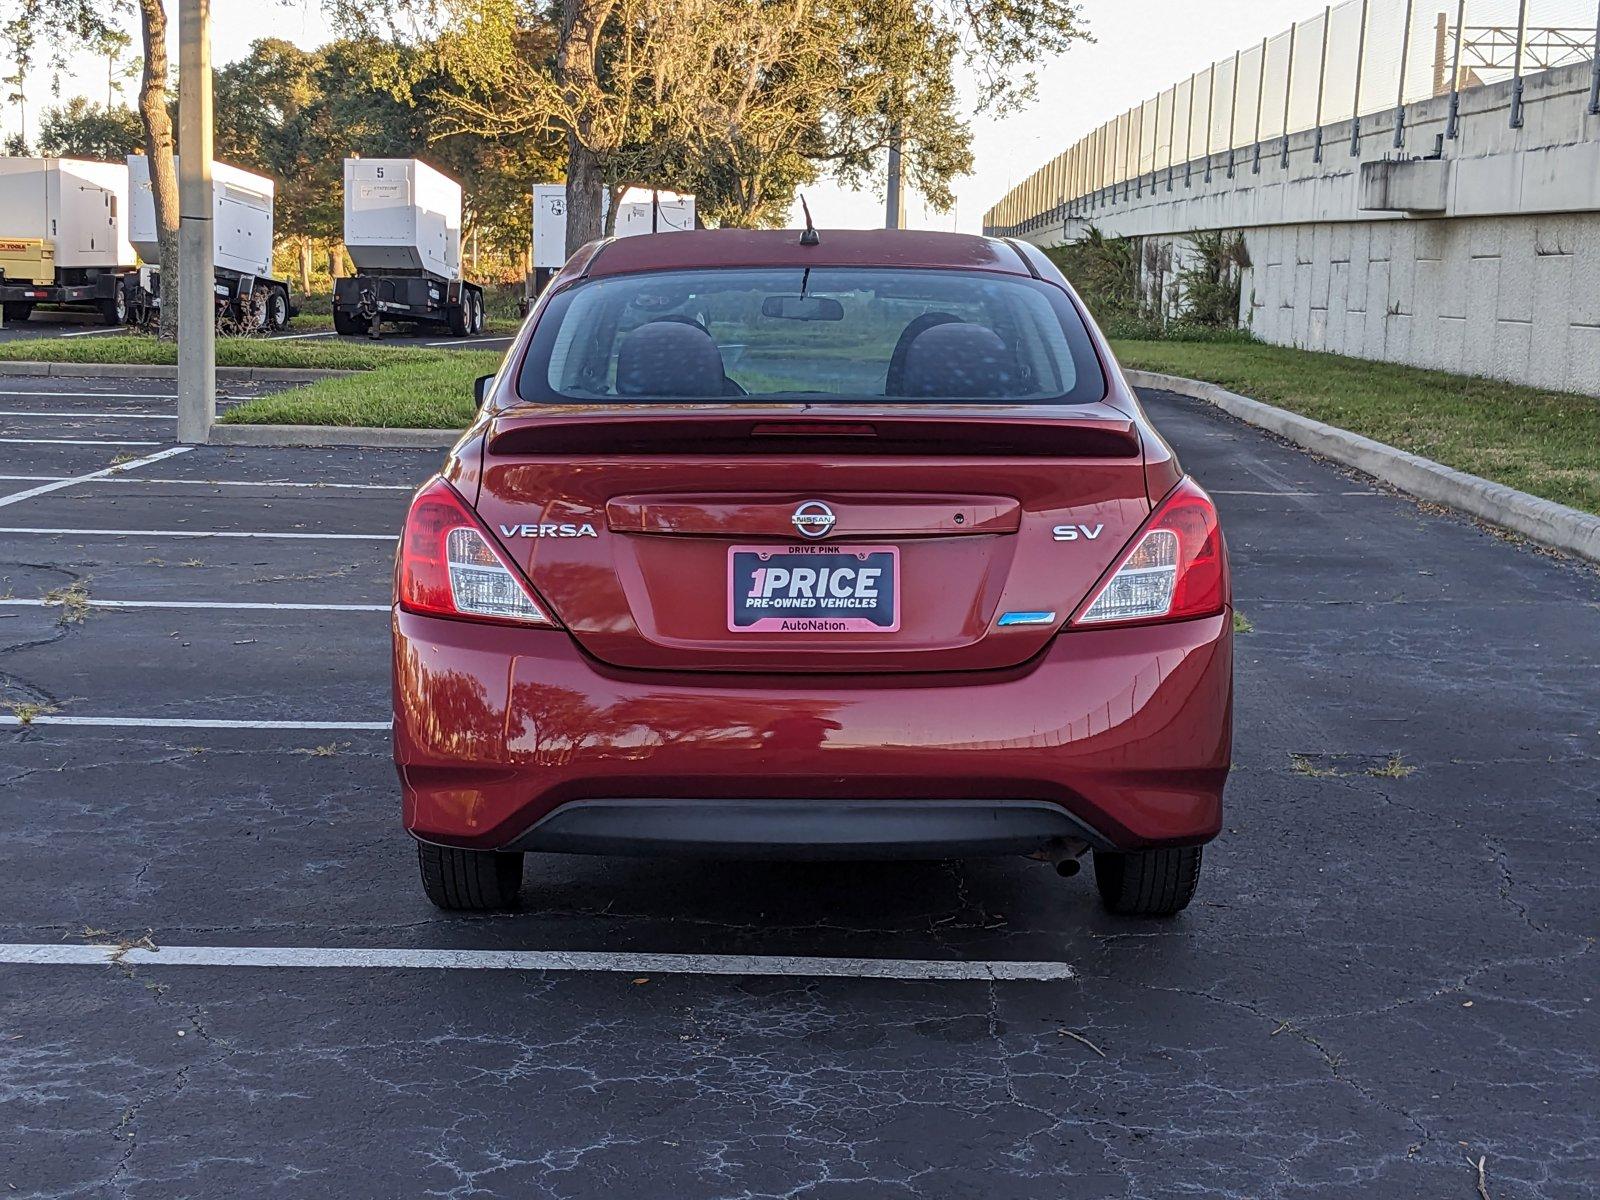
[397,478,557,627]
[1072,477,1227,628]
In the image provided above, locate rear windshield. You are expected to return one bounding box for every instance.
[515,267,1106,405]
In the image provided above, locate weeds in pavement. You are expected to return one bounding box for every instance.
[1232,610,1253,634]
[1289,753,1341,778]
[294,742,349,757]
[1368,753,1416,779]
[42,580,91,624]
[2,699,56,724]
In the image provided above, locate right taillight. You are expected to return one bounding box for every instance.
[397,478,558,627]
[1072,476,1228,628]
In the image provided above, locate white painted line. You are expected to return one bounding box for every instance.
[0,437,161,446]
[0,526,393,540]
[0,474,67,482]
[423,335,513,347]
[1211,489,1317,496]
[0,715,390,730]
[0,942,1073,982]
[57,327,123,337]
[0,390,181,400]
[265,330,335,341]
[0,409,176,420]
[0,598,388,612]
[0,445,193,511]
[86,476,416,491]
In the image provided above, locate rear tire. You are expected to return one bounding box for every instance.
[417,841,523,911]
[99,290,127,326]
[447,297,470,337]
[332,307,361,336]
[265,288,290,331]
[1093,845,1203,916]
[2,301,33,323]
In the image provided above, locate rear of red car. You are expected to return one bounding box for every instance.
[393,231,1231,916]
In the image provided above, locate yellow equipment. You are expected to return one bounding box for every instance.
[0,238,55,285]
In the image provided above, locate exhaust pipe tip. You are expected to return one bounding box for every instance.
[1055,858,1081,878]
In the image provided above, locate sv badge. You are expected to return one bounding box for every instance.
[1052,523,1104,542]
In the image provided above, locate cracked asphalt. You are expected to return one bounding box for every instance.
[0,376,1595,1199]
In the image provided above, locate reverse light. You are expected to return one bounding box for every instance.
[398,478,557,626]
[1073,477,1227,628]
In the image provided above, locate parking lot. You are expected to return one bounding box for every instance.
[0,375,1595,1199]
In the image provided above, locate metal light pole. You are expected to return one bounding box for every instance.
[177,0,215,445]
[885,123,904,230]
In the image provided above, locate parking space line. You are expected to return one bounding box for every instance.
[423,335,514,347]
[0,715,390,729]
[58,327,123,337]
[265,330,335,341]
[0,526,393,540]
[87,477,417,491]
[0,445,193,511]
[0,942,1074,981]
[0,474,67,482]
[0,598,388,612]
[0,390,185,400]
[0,437,162,446]
[0,410,176,420]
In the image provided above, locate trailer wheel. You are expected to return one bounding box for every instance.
[469,292,485,335]
[264,288,290,332]
[99,290,127,327]
[447,296,470,338]
[332,308,361,336]
[2,302,33,324]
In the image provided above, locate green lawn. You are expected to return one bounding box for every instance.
[1112,339,1600,516]
[222,351,503,428]
[0,333,453,372]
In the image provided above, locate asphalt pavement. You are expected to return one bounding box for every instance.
[0,377,1594,1199]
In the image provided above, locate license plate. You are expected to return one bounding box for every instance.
[728,544,900,633]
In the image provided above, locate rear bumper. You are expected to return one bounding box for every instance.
[394,609,1232,857]
[503,798,1107,859]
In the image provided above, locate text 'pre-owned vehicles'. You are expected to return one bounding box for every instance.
[392,229,1232,917]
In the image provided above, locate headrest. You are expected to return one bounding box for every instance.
[885,312,961,394]
[897,322,1015,398]
[616,319,726,397]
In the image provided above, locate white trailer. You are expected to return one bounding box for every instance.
[124,155,294,331]
[0,157,135,324]
[335,158,482,336]
[527,185,693,307]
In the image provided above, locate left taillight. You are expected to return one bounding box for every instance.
[397,478,558,627]
[1071,476,1228,629]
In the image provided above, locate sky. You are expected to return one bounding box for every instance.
[6,0,1316,233]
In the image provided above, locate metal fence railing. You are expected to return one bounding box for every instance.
[984,0,1600,235]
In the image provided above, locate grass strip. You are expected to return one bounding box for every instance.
[1112,338,1600,516]
[0,333,455,371]
[222,351,504,428]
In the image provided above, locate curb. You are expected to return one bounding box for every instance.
[0,362,352,383]
[208,423,461,449]
[1125,368,1600,566]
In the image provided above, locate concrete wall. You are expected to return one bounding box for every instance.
[1006,61,1600,396]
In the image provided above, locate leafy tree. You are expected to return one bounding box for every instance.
[37,96,144,157]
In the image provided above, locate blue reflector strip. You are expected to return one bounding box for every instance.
[997,610,1057,627]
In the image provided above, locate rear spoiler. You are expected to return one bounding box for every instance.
[487,405,1142,458]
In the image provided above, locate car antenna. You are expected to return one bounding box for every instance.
[798,195,820,246]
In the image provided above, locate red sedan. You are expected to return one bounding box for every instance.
[393,229,1231,917]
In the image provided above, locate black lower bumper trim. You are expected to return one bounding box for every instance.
[503,799,1108,860]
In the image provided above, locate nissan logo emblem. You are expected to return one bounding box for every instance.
[791,501,836,539]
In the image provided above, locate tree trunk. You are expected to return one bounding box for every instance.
[564,138,605,254]
[137,0,180,342]
[603,184,625,237]
[297,236,312,296]
[558,0,611,254]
